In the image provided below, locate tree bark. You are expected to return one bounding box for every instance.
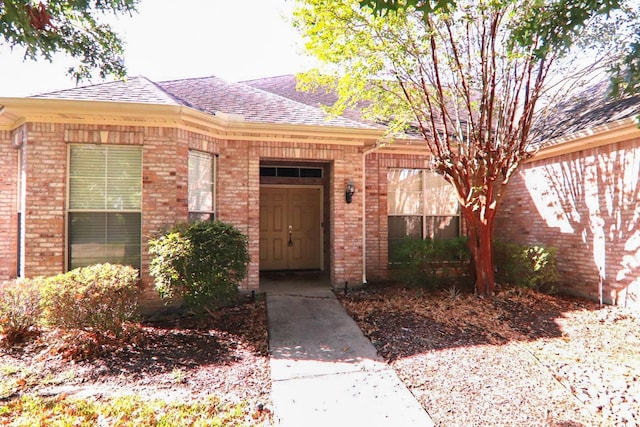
[464,206,496,296]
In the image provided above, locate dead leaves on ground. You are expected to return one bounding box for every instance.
[337,285,640,426]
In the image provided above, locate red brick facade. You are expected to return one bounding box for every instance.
[1,99,637,311]
[1,116,414,309]
[496,133,640,309]
[0,129,19,280]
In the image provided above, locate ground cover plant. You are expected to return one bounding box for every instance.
[337,284,640,426]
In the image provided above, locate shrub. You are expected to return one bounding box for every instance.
[39,263,139,336]
[149,220,250,314]
[0,278,42,345]
[494,241,559,292]
[390,237,471,290]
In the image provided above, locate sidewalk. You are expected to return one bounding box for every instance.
[265,282,434,427]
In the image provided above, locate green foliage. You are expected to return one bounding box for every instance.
[359,0,455,14]
[494,241,559,292]
[390,237,471,289]
[359,0,624,58]
[510,0,623,58]
[39,263,139,336]
[0,394,259,427]
[149,221,250,314]
[0,0,138,81]
[296,0,631,295]
[610,38,640,98]
[0,278,42,345]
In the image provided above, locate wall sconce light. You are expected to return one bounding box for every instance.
[345,180,356,204]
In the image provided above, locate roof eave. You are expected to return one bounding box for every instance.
[530,116,640,162]
[0,98,384,146]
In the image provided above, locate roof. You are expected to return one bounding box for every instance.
[535,81,640,144]
[242,75,337,108]
[27,74,640,143]
[32,75,375,130]
[158,76,372,128]
[242,75,375,125]
[34,76,183,106]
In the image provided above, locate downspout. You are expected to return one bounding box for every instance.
[362,142,384,286]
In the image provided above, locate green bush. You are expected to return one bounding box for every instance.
[390,237,471,289]
[494,241,559,292]
[39,263,139,336]
[0,278,42,345]
[149,220,250,314]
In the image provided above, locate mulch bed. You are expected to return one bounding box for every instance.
[336,284,640,427]
[0,297,272,420]
[3,285,639,426]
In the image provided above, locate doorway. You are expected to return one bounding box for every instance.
[259,186,322,271]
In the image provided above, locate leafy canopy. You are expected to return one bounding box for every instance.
[294,0,630,295]
[0,0,138,81]
[359,0,640,95]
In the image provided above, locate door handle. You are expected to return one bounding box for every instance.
[288,225,293,246]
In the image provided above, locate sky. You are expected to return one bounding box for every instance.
[0,0,316,97]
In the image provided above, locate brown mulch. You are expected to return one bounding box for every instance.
[0,297,271,416]
[3,286,639,426]
[336,284,640,427]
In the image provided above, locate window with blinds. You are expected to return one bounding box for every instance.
[68,144,142,270]
[388,168,460,262]
[188,150,215,221]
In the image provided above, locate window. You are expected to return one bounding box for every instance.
[259,166,322,178]
[388,169,460,262]
[188,150,215,221]
[68,144,142,270]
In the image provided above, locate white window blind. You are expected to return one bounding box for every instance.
[69,145,142,210]
[423,172,459,216]
[388,169,423,215]
[387,168,461,261]
[68,144,142,270]
[188,150,215,219]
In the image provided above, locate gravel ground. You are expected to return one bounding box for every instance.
[337,285,640,427]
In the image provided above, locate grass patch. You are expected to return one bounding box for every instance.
[1,394,266,426]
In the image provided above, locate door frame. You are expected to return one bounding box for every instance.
[259,184,324,271]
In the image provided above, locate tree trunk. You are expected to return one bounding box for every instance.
[464,206,496,296]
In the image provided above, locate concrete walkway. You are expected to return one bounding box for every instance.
[264,279,434,427]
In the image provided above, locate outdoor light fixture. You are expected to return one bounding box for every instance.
[345,180,356,204]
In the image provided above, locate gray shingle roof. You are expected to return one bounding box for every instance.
[157,76,373,128]
[536,81,640,143]
[243,75,337,108]
[242,75,375,125]
[33,76,183,105]
[32,74,375,129]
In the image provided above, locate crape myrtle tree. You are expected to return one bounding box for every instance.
[360,0,640,96]
[294,0,626,295]
[0,0,139,81]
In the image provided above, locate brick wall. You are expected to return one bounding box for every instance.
[217,139,367,290]
[364,152,432,282]
[22,123,67,277]
[7,117,457,308]
[497,137,640,309]
[0,130,18,280]
[5,122,224,309]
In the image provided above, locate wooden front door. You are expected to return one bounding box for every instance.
[260,186,322,270]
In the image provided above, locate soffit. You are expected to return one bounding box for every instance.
[0,98,384,146]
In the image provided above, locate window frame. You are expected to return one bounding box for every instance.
[188,150,216,221]
[66,143,143,271]
[387,168,461,263]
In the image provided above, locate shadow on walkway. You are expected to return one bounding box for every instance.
[263,275,434,426]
